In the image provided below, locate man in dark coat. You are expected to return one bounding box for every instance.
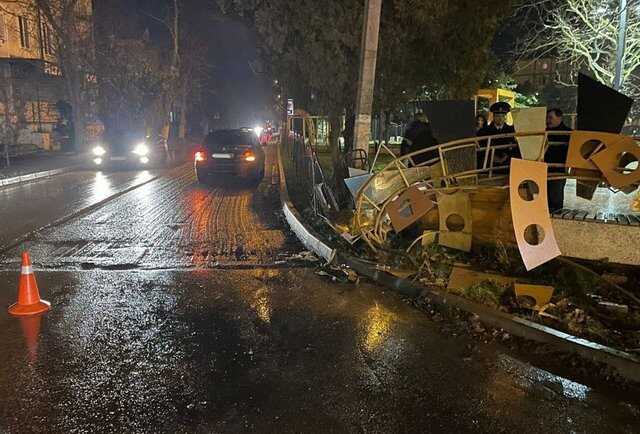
[400,112,439,165]
[477,102,521,170]
[544,108,572,211]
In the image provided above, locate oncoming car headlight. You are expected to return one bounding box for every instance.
[133,143,150,156]
[93,145,106,157]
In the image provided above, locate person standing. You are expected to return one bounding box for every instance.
[400,112,439,165]
[400,114,421,156]
[477,102,520,168]
[544,108,572,212]
[476,114,487,132]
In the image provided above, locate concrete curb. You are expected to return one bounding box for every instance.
[275,141,640,384]
[0,165,78,188]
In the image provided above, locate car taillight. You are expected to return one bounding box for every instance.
[243,150,256,162]
[195,151,206,162]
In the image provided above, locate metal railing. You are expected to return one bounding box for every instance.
[354,130,638,251]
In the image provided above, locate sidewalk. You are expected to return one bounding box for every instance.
[563,179,638,215]
[0,152,82,182]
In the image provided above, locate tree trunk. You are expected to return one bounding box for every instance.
[173,0,180,71]
[62,58,86,153]
[2,63,14,167]
[343,112,355,155]
[178,78,188,160]
[70,88,85,152]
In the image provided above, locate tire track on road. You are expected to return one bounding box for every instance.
[0,156,300,270]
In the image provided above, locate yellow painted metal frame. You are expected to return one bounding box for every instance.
[353,130,631,253]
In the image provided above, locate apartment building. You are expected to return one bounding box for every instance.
[0,1,93,154]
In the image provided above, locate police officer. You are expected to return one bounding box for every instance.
[477,102,520,168]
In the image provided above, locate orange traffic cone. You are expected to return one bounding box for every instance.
[8,252,51,316]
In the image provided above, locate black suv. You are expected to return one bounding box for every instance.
[195,129,265,183]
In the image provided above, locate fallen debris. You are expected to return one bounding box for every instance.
[514,283,554,311]
[387,186,436,233]
[315,263,360,284]
[557,257,640,306]
[597,301,629,316]
[340,232,361,245]
[287,250,320,262]
[420,277,447,287]
[447,265,516,291]
[376,265,416,280]
[437,191,472,252]
[601,273,628,286]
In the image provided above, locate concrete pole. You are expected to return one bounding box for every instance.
[614,0,628,90]
[353,0,382,163]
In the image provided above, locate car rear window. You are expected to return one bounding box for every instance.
[206,131,254,149]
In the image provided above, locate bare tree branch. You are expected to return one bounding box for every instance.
[517,0,640,98]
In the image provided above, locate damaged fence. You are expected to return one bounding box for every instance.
[351,130,640,268]
[280,123,339,221]
[277,124,640,383]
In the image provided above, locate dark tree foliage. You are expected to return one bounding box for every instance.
[219,0,513,183]
[222,0,512,112]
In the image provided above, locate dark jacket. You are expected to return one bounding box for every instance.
[477,122,521,167]
[401,121,439,164]
[544,122,572,173]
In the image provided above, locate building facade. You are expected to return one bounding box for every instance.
[0,0,93,156]
[513,58,572,91]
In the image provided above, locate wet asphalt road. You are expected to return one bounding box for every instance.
[1,151,639,433]
[0,169,160,248]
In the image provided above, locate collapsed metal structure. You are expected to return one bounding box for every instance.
[351,130,640,270]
